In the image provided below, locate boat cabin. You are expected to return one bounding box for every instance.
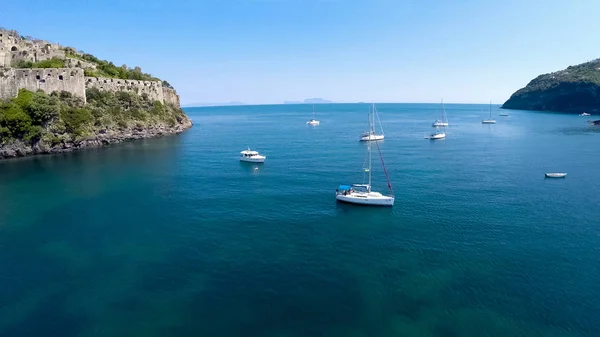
[240,150,260,158]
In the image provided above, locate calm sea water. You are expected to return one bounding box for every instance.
[1,103,599,337]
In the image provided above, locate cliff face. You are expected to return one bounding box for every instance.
[0,89,192,159]
[0,116,192,159]
[502,59,600,113]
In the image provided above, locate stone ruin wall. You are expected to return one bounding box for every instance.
[0,68,86,102]
[85,77,165,102]
[0,68,181,108]
[162,87,180,107]
[0,29,181,107]
[0,29,65,67]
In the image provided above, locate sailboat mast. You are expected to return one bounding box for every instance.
[312,104,315,119]
[489,100,492,118]
[368,126,372,188]
[441,99,444,121]
[370,103,375,134]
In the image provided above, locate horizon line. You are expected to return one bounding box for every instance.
[182,102,505,108]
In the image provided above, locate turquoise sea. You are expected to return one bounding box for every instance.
[1,103,599,337]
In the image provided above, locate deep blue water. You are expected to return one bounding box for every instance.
[1,103,599,337]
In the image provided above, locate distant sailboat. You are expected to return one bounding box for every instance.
[359,104,385,141]
[306,104,320,125]
[482,101,496,124]
[429,99,447,139]
[432,99,449,127]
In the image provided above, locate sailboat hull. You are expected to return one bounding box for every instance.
[360,134,384,141]
[336,192,394,206]
[430,132,446,139]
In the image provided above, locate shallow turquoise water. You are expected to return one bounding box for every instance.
[1,103,599,336]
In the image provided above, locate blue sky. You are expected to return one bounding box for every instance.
[2,0,599,105]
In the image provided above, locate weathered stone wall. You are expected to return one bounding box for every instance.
[0,46,9,67]
[163,87,180,107]
[0,68,86,102]
[0,29,182,107]
[0,29,65,66]
[0,69,17,99]
[0,70,182,106]
[85,77,165,102]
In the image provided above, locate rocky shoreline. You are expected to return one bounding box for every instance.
[0,118,192,160]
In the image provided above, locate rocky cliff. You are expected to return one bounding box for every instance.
[502,59,600,113]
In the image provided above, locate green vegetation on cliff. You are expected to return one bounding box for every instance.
[65,48,161,82]
[0,88,187,146]
[14,57,66,69]
[502,59,600,113]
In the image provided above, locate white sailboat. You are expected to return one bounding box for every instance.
[359,104,385,141]
[429,126,446,139]
[306,104,320,125]
[337,105,394,207]
[432,99,449,127]
[482,101,496,124]
[429,99,447,139]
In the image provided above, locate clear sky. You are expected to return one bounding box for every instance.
[2,0,600,105]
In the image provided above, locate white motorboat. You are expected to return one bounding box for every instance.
[432,99,449,127]
[545,173,567,178]
[359,104,385,141]
[580,112,591,116]
[498,112,509,116]
[306,104,320,125]
[482,101,496,124]
[337,104,394,207]
[239,148,266,163]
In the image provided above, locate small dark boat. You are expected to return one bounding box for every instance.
[590,120,600,125]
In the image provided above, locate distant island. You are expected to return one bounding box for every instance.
[502,58,600,114]
[0,28,192,159]
[183,101,245,107]
[284,98,332,104]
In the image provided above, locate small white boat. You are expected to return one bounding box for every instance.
[482,101,496,124]
[498,112,509,116]
[545,173,567,178]
[239,148,266,163]
[359,104,385,141]
[432,99,449,127]
[580,112,591,116]
[306,104,320,125]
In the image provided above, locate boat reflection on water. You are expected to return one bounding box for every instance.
[239,161,263,174]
